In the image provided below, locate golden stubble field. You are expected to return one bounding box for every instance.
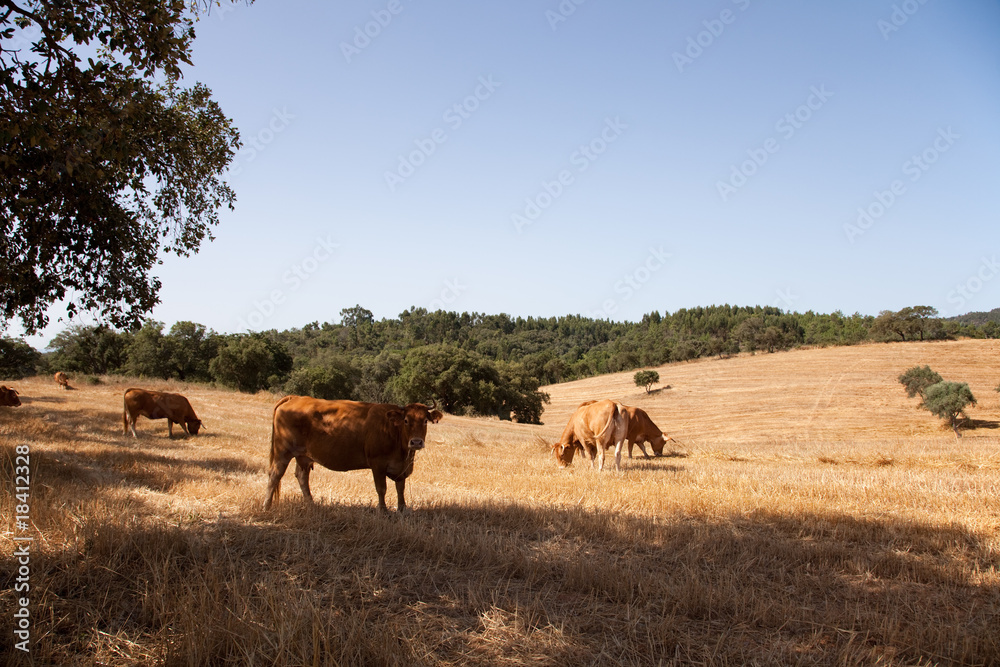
[1,339,999,665]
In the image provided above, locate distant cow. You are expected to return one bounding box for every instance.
[622,406,674,458]
[0,386,21,407]
[264,397,443,512]
[123,388,203,438]
[553,399,629,472]
[54,372,70,389]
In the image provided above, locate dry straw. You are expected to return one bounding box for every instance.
[1,339,998,665]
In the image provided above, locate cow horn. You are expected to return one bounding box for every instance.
[426,398,438,410]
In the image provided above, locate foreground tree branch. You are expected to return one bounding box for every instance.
[0,0,245,334]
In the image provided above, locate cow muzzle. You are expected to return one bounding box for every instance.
[408,438,425,450]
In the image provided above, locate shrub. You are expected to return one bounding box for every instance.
[634,370,660,394]
[898,365,943,399]
[921,381,977,437]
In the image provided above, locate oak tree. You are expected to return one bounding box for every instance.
[1,0,242,334]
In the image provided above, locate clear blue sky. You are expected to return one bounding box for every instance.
[14,0,1000,347]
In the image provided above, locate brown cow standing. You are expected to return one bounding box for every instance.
[54,372,71,389]
[264,397,443,512]
[0,386,21,407]
[123,388,203,438]
[622,406,675,458]
[553,399,629,472]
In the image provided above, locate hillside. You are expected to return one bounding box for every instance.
[539,337,1000,444]
[1,340,999,665]
[950,307,1000,326]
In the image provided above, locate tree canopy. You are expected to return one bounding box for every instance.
[1,0,241,333]
[634,370,659,394]
[921,381,977,437]
[898,365,943,399]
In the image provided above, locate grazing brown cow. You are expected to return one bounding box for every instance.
[553,399,629,471]
[123,388,203,438]
[0,386,21,407]
[264,397,443,512]
[622,406,674,458]
[54,372,70,389]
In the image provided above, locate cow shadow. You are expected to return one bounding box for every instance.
[8,446,1000,666]
[623,461,685,473]
[19,395,68,404]
[40,443,265,494]
[22,497,993,666]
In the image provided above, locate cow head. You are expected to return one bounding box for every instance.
[187,419,203,435]
[650,433,676,456]
[388,403,443,451]
[553,441,578,467]
[1,387,20,407]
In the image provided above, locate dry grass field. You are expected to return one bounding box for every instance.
[2,339,999,665]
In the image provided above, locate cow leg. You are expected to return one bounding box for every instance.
[632,440,651,459]
[371,468,390,513]
[167,420,174,438]
[125,412,138,438]
[394,478,407,513]
[614,440,624,472]
[293,457,314,504]
[263,452,293,510]
[596,444,605,472]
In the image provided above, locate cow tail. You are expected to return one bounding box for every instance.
[595,407,616,441]
[122,391,129,434]
[269,395,295,475]
[615,403,629,443]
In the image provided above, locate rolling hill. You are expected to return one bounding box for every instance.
[1,339,998,665]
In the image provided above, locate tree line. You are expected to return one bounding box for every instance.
[1,304,996,423]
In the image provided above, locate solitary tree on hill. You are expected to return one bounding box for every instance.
[921,381,977,437]
[898,365,943,399]
[634,370,660,394]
